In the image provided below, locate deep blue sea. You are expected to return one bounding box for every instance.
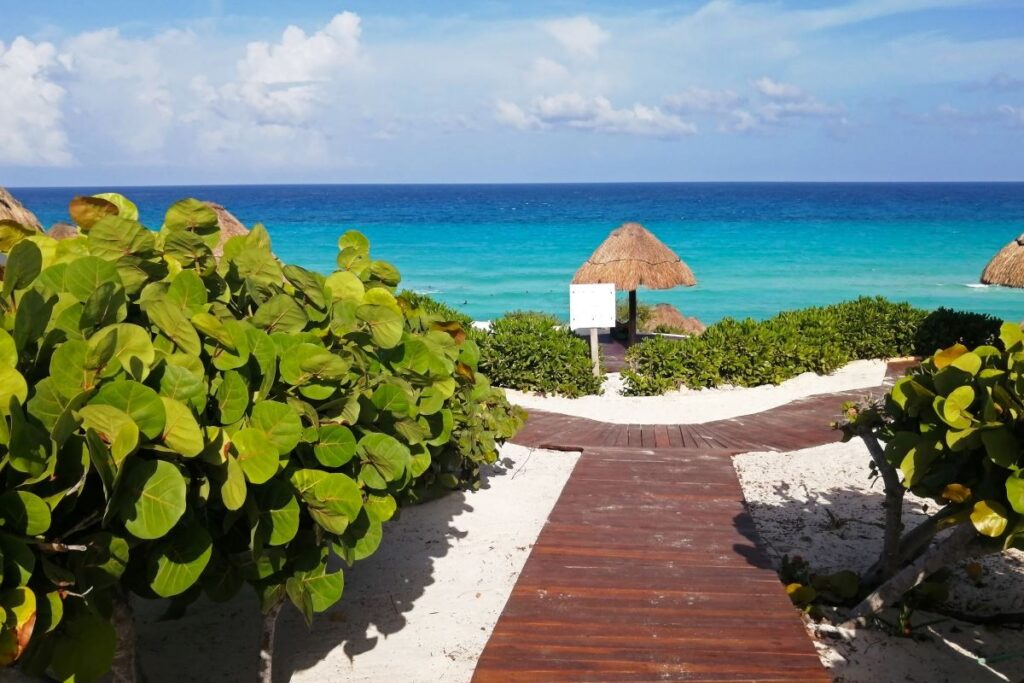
[11,183,1024,323]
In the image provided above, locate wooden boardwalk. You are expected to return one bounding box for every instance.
[473,362,915,681]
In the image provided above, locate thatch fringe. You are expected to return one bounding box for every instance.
[572,222,695,291]
[981,233,1024,287]
[0,187,43,231]
[206,202,250,260]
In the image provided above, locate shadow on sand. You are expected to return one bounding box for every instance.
[730,482,1024,683]
[133,460,518,682]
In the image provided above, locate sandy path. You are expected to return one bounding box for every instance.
[505,359,887,424]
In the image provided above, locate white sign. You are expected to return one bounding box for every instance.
[569,283,616,330]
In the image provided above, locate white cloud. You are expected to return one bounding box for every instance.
[998,105,1024,128]
[752,77,804,101]
[542,17,609,60]
[664,87,741,113]
[496,92,696,138]
[525,57,570,87]
[0,37,72,166]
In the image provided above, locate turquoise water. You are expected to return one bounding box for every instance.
[12,183,1024,323]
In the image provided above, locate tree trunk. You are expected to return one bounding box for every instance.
[258,601,284,683]
[859,433,906,580]
[861,506,960,588]
[842,524,984,628]
[111,588,141,683]
[627,290,637,346]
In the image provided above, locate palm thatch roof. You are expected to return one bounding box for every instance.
[0,187,43,231]
[981,233,1024,287]
[47,222,79,241]
[572,222,695,291]
[206,202,250,260]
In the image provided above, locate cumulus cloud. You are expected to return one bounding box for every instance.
[542,17,609,60]
[496,93,696,138]
[752,77,804,100]
[723,77,843,132]
[0,37,72,166]
[664,86,741,113]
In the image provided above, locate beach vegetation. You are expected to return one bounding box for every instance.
[478,311,603,397]
[913,307,1002,357]
[832,325,1024,628]
[0,194,523,682]
[622,297,997,395]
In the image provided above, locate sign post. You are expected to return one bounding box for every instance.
[569,284,616,377]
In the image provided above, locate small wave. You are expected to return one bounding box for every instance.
[964,283,989,289]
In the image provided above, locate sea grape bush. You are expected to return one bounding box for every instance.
[832,325,1024,624]
[622,297,999,395]
[913,307,1002,357]
[0,194,522,680]
[478,311,603,397]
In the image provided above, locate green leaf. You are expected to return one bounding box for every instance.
[371,384,410,415]
[78,405,139,466]
[338,230,370,254]
[164,198,218,234]
[2,239,42,295]
[221,455,247,511]
[90,323,156,376]
[79,281,126,331]
[91,379,166,440]
[0,491,51,535]
[250,401,302,456]
[256,481,300,547]
[1007,473,1024,515]
[291,469,363,534]
[26,379,87,446]
[148,522,212,598]
[145,300,202,356]
[0,366,28,414]
[216,370,250,425]
[232,428,280,484]
[0,329,15,368]
[286,563,343,622]
[357,304,404,348]
[325,271,365,302]
[93,192,139,220]
[64,255,121,302]
[118,459,187,540]
[47,607,116,683]
[160,397,204,457]
[314,425,357,467]
[982,427,1018,468]
[358,433,411,488]
[970,500,1008,538]
[166,270,208,315]
[252,294,308,334]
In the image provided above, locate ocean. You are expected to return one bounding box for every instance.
[11,183,1024,324]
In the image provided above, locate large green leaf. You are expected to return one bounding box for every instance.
[252,294,308,334]
[250,401,302,456]
[0,366,28,414]
[286,563,343,624]
[47,607,116,683]
[232,428,280,484]
[2,239,42,295]
[313,425,357,467]
[78,405,139,466]
[145,300,202,356]
[356,304,404,348]
[160,397,204,457]
[221,455,247,511]
[290,469,363,534]
[79,281,127,331]
[358,433,410,488]
[91,379,166,440]
[148,522,212,598]
[69,195,118,231]
[164,198,218,234]
[64,255,121,302]
[0,491,51,535]
[117,459,187,540]
[216,370,250,425]
[93,192,139,220]
[371,384,410,415]
[256,481,300,547]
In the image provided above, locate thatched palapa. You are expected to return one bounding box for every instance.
[0,187,43,231]
[206,201,250,260]
[573,222,696,343]
[572,222,695,291]
[981,233,1024,288]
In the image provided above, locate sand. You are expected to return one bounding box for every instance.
[735,440,1024,683]
[505,359,887,424]
[97,444,577,682]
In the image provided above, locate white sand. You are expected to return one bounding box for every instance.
[735,440,1024,683]
[122,444,579,682]
[505,359,887,424]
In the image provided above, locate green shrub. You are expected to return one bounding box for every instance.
[834,326,1024,622]
[398,290,473,328]
[0,194,522,681]
[615,298,652,328]
[478,311,603,397]
[913,307,1003,357]
[623,297,930,395]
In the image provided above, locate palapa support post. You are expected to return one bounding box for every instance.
[589,327,600,377]
[628,289,637,345]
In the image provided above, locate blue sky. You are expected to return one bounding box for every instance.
[1,0,1022,185]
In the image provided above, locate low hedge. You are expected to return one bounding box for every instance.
[478,311,603,397]
[623,297,1003,396]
